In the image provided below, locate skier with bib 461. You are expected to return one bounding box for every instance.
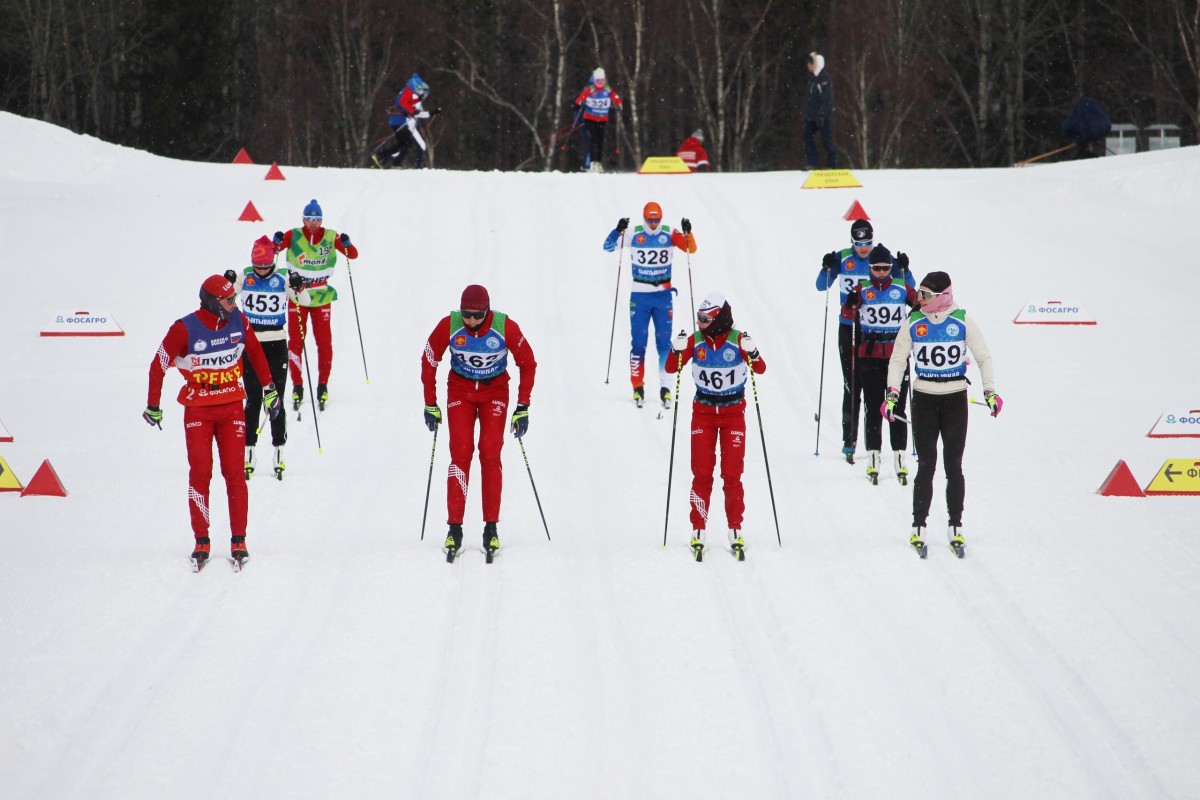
[603,201,697,409]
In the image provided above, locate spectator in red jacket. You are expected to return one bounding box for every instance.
[676,129,711,172]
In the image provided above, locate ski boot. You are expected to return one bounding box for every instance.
[231,535,249,570]
[484,522,500,563]
[842,445,855,465]
[866,450,881,485]
[660,387,672,409]
[244,445,256,480]
[292,385,304,411]
[690,530,706,562]
[317,383,329,411]
[948,525,966,558]
[633,386,645,408]
[729,529,746,561]
[444,523,464,563]
[909,526,928,559]
[191,536,211,572]
[273,446,286,481]
[894,452,909,486]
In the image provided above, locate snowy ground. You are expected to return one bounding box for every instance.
[1,111,1198,799]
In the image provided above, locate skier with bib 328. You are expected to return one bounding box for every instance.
[420,284,538,561]
[143,275,283,569]
[603,201,697,408]
[273,199,359,412]
[665,292,766,561]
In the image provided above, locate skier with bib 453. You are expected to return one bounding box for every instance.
[603,201,697,409]
[665,292,766,561]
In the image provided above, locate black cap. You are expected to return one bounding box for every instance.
[850,220,873,243]
[921,271,952,293]
[868,244,893,267]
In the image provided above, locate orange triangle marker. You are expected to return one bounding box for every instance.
[1097,459,1144,497]
[233,147,254,164]
[238,201,263,222]
[21,459,67,497]
[264,162,286,180]
[843,200,870,221]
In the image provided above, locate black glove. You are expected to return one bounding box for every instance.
[616,217,629,233]
[288,271,303,292]
[822,251,840,271]
[510,403,529,438]
[223,269,238,284]
[681,218,692,234]
[431,107,442,116]
[272,231,284,245]
[844,290,862,310]
[338,232,351,248]
[424,404,442,432]
[895,251,909,273]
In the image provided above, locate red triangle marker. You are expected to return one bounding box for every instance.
[843,200,870,221]
[238,201,263,222]
[1097,459,1144,497]
[264,162,286,180]
[233,147,254,164]
[20,459,68,497]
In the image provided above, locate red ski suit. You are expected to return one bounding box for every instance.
[275,226,359,388]
[147,307,273,541]
[421,311,537,525]
[666,333,766,531]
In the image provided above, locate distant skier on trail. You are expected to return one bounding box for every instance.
[142,275,283,570]
[666,291,766,561]
[883,270,1002,558]
[421,284,538,563]
[273,199,359,413]
[572,67,622,172]
[603,201,697,408]
[370,73,439,169]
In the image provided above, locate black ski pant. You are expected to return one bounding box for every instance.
[243,338,289,448]
[374,124,425,168]
[838,324,859,448]
[911,389,969,529]
[858,357,910,452]
[581,119,607,168]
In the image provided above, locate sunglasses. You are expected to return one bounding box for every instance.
[917,289,942,300]
[303,215,322,223]
[460,309,488,320]
[853,239,873,248]
[697,312,718,324]
[219,294,238,304]
[870,263,891,272]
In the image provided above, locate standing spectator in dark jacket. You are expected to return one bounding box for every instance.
[804,52,838,169]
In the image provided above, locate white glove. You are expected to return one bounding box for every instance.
[672,331,689,352]
[740,333,760,360]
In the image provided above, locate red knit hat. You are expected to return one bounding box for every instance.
[460,284,490,310]
[251,235,275,266]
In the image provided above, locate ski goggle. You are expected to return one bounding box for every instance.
[852,239,873,248]
[460,309,487,320]
[303,215,322,223]
[917,289,942,300]
[870,263,892,272]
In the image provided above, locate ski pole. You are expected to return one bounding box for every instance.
[517,436,551,541]
[344,261,370,383]
[419,426,438,540]
[849,314,858,456]
[662,343,685,547]
[298,308,324,453]
[604,232,625,384]
[814,283,831,455]
[685,246,697,333]
[748,358,782,546]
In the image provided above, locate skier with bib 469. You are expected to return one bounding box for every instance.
[421,284,537,562]
[603,201,697,409]
[665,292,766,562]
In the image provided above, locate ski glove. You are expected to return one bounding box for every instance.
[681,218,692,234]
[985,390,1003,417]
[844,289,862,310]
[822,251,840,272]
[288,271,304,292]
[895,251,910,274]
[338,233,351,247]
[263,383,282,420]
[432,107,442,116]
[142,405,163,429]
[510,404,529,438]
[272,231,285,245]
[424,404,442,432]
[740,333,760,361]
[672,331,689,352]
[881,388,900,422]
[616,217,629,233]
[223,269,238,284]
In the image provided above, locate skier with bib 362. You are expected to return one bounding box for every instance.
[420,284,538,562]
[603,201,697,409]
[665,292,766,562]
[273,199,359,412]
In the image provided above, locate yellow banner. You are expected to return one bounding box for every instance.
[638,157,691,174]
[0,454,23,492]
[1144,458,1200,495]
[802,169,863,189]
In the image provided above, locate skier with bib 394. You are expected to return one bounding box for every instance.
[666,292,766,562]
[603,201,697,408]
[421,284,538,562]
[273,199,359,412]
[143,275,283,570]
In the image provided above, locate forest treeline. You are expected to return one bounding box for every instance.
[2,0,1196,171]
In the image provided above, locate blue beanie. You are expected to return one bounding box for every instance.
[303,199,322,218]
